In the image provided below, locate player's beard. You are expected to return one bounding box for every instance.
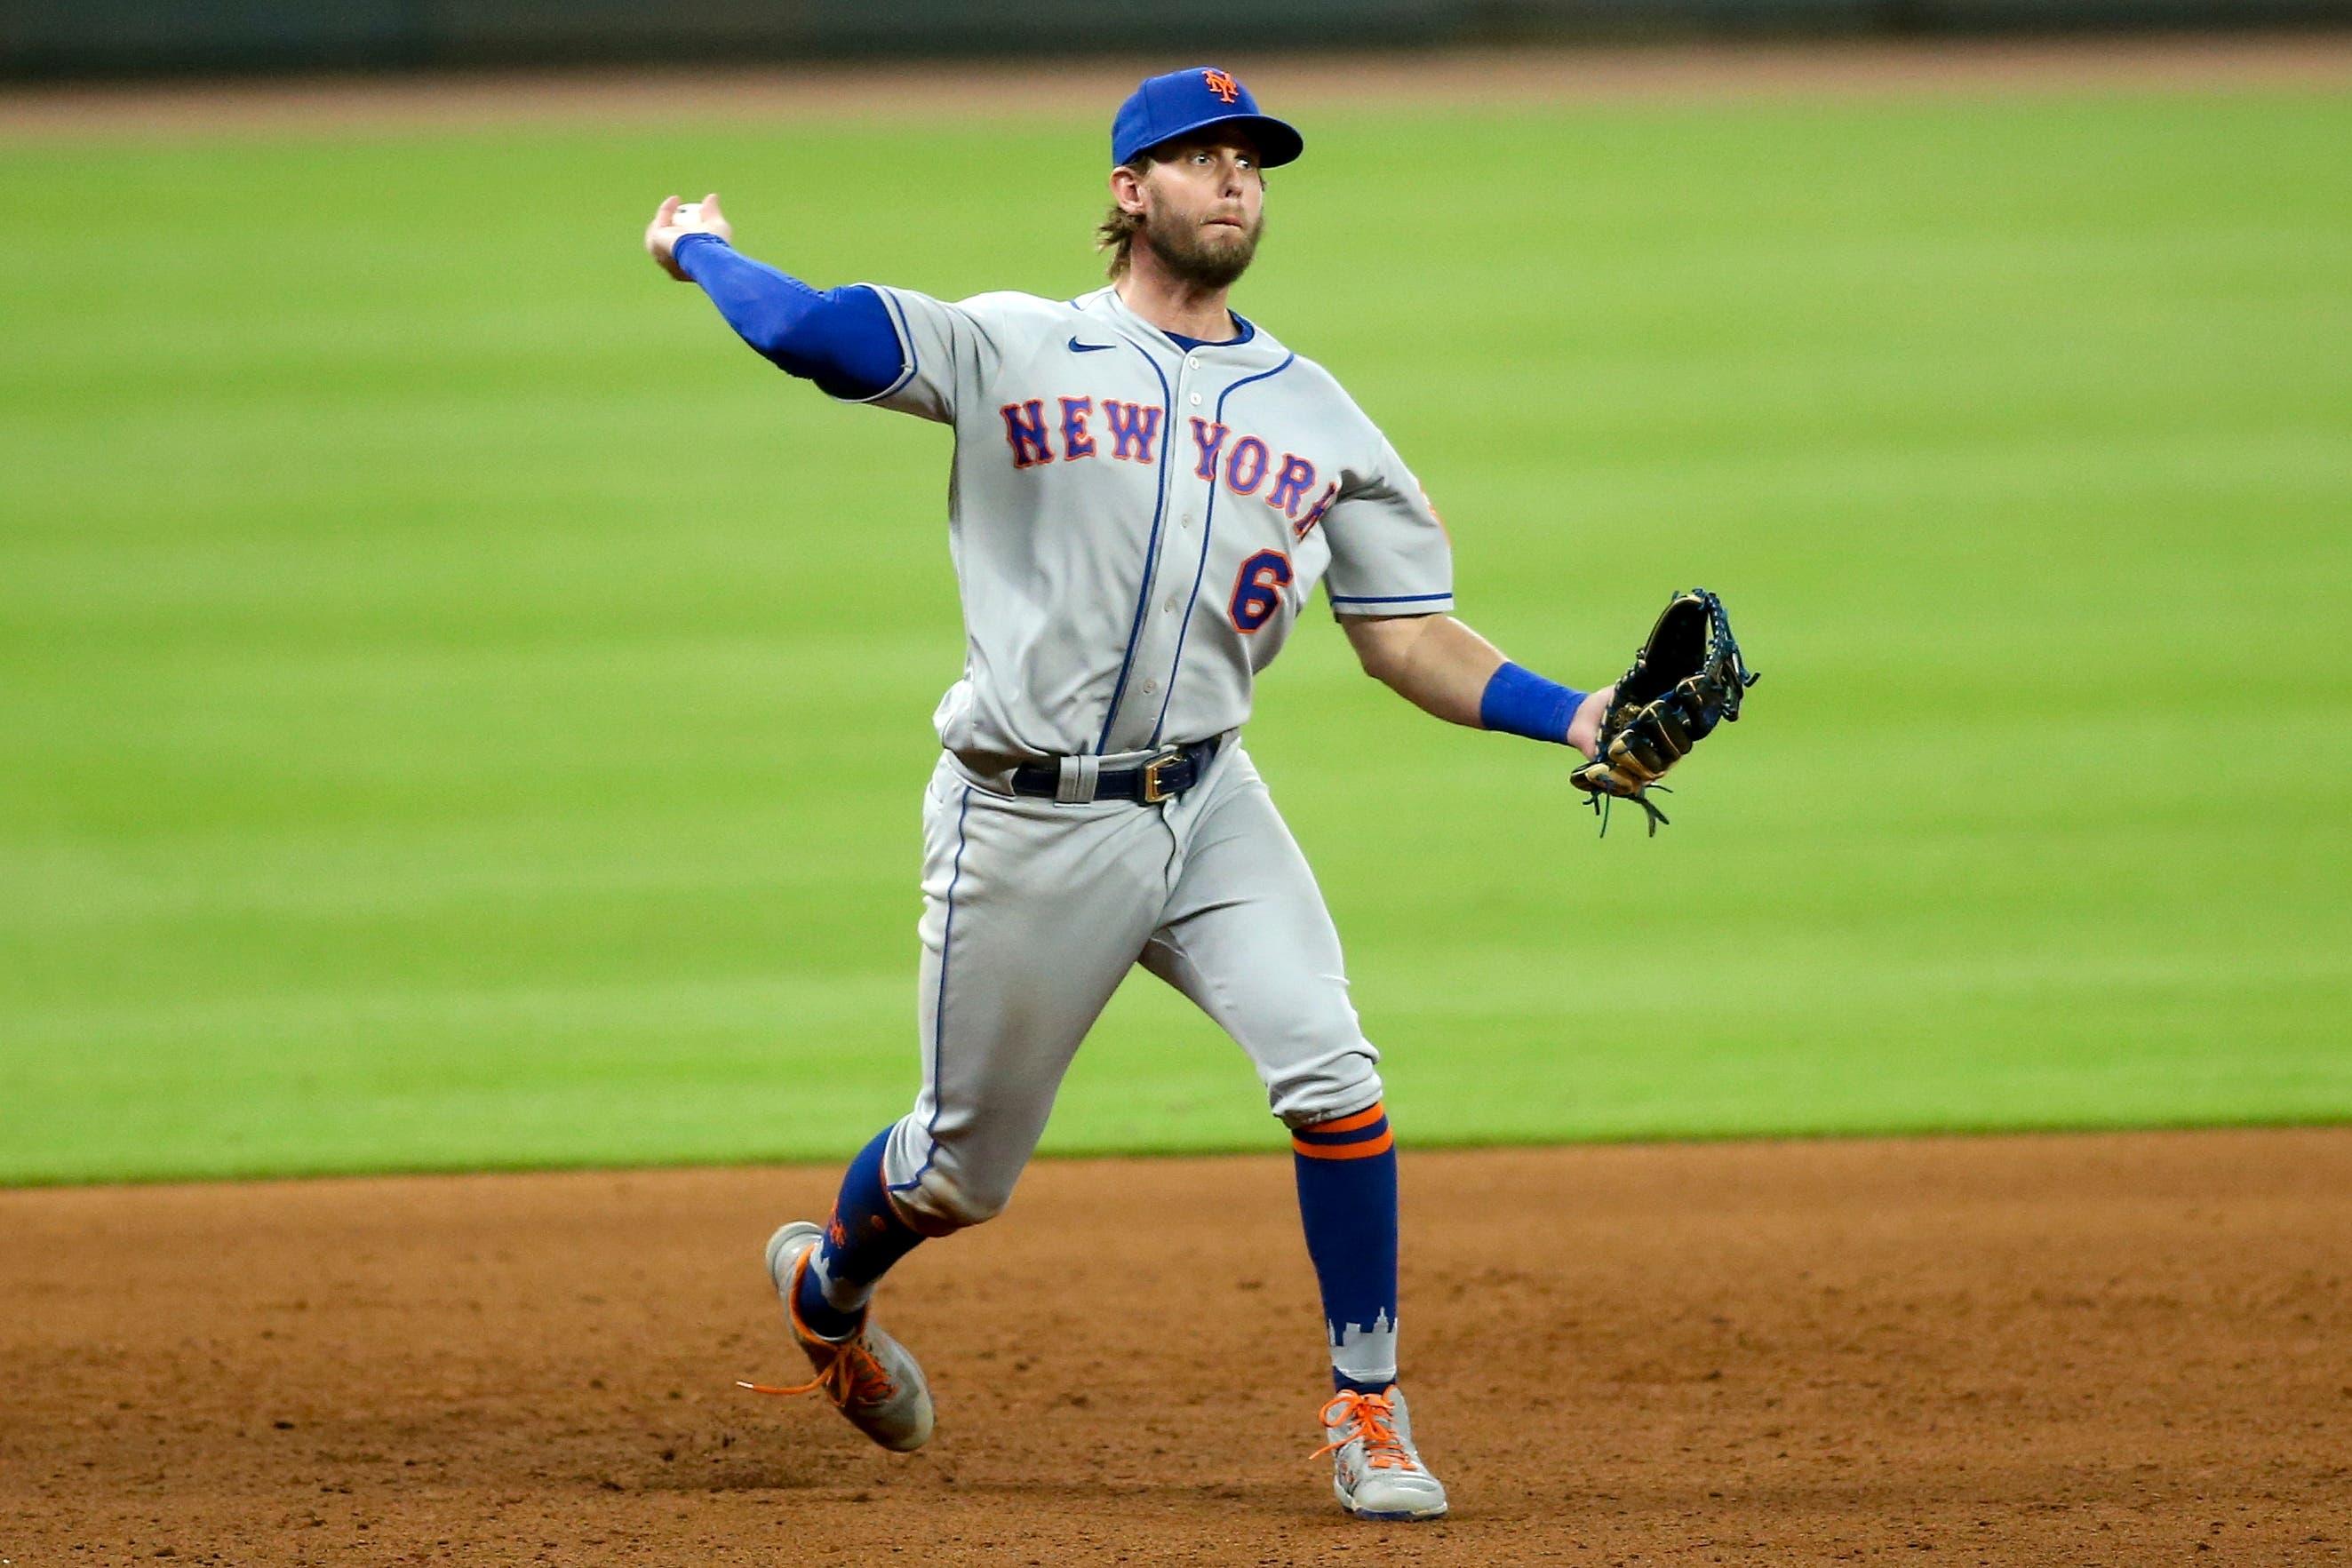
[1140,205,1264,291]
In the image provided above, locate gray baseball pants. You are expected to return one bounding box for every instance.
[879,741,1384,1229]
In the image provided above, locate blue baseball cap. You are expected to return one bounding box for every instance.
[1111,66,1304,170]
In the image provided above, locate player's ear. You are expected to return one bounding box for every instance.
[1109,163,1149,216]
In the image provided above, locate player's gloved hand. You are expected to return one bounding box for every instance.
[646,191,735,281]
[1567,588,1760,836]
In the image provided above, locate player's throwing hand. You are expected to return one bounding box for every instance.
[645,192,732,280]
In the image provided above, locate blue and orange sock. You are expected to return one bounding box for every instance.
[793,1126,929,1341]
[1290,1100,1400,1394]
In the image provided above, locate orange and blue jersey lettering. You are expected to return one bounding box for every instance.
[1267,453,1317,518]
[1103,400,1161,464]
[1294,479,1340,540]
[1001,399,1053,468]
[1228,547,1293,633]
[1059,396,1097,460]
[1225,435,1271,496]
[1190,418,1231,481]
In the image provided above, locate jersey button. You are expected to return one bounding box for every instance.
[1189,393,1203,406]
[1142,679,1160,695]
[1164,596,1180,613]
[1186,357,1200,370]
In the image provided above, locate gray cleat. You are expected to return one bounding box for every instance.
[737,1221,935,1453]
[1315,1385,1448,1521]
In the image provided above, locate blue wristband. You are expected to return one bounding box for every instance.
[1479,662,1589,745]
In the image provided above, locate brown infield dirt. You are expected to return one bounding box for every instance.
[5,1129,2350,1565]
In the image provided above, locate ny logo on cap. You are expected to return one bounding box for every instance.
[1201,68,1240,104]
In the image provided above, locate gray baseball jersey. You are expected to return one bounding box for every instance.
[842,283,1454,759]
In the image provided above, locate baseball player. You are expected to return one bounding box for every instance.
[645,66,1613,1523]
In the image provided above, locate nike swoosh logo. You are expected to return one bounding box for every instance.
[1068,338,1115,354]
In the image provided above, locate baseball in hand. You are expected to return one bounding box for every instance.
[673,203,703,227]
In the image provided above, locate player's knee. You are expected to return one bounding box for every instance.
[1271,1053,1384,1131]
[889,1161,1014,1231]
[879,1114,1021,1231]
[932,1177,1013,1229]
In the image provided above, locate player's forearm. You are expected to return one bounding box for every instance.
[1345,613,1593,746]
[1343,614,1507,729]
[672,235,902,399]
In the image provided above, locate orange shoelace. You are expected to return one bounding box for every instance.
[737,1248,896,1407]
[737,1335,896,1406]
[1311,1389,1415,1469]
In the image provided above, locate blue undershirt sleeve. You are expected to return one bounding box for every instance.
[673,234,904,401]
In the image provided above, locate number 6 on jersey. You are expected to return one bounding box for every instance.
[1228,547,1294,633]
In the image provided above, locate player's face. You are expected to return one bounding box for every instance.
[1135,135,1266,290]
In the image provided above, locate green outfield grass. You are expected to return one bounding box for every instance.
[3,87,2348,1184]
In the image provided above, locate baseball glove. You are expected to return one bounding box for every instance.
[1569,587,1759,836]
